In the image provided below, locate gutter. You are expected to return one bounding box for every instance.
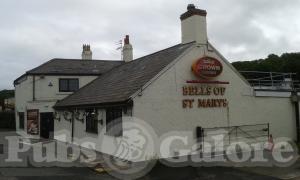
[53,100,133,110]
[14,73,102,86]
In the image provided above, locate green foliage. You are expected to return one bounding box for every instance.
[0,111,15,129]
[232,53,300,80]
[0,90,14,109]
[0,90,14,100]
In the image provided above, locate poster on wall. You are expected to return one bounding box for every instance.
[27,109,39,135]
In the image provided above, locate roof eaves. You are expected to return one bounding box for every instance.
[26,72,102,76]
[50,58,121,62]
[14,58,124,85]
[54,99,132,110]
[13,73,27,86]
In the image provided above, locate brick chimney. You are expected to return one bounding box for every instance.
[180,4,208,44]
[82,44,92,60]
[122,35,133,62]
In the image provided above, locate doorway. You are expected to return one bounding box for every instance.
[40,112,54,139]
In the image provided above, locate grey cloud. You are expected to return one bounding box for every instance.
[0,0,299,89]
[205,0,300,61]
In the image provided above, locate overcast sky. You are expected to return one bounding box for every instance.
[1,0,300,90]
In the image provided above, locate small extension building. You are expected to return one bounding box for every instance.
[14,46,123,138]
[15,4,300,161]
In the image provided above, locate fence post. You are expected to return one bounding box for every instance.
[270,72,274,87]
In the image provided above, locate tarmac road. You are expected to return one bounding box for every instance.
[0,166,279,180]
[0,130,280,180]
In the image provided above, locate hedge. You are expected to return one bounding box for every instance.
[0,111,15,130]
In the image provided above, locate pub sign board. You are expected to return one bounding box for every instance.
[183,57,228,109]
[27,109,39,135]
[192,57,223,79]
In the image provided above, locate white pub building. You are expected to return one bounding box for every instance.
[15,4,300,162]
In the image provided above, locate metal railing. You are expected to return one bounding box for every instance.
[239,71,300,91]
[201,123,270,152]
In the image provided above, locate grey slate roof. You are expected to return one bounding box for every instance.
[14,58,123,85]
[54,42,195,108]
[27,58,123,75]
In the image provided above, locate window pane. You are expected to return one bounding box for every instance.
[86,109,98,134]
[106,108,122,137]
[69,79,79,91]
[59,79,68,92]
[59,79,79,92]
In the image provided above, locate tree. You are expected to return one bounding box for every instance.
[232,52,300,81]
[0,90,14,110]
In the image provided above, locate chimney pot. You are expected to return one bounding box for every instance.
[82,44,92,60]
[124,35,130,45]
[187,4,196,11]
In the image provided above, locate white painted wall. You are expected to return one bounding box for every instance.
[53,110,73,143]
[132,44,296,159]
[15,75,98,137]
[73,109,105,141]
[51,44,298,162]
[123,44,133,62]
[54,109,138,160]
[54,109,105,143]
[15,76,33,136]
[34,75,97,101]
[181,15,207,44]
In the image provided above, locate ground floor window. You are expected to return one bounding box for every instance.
[18,112,24,129]
[106,107,122,137]
[86,109,98,134]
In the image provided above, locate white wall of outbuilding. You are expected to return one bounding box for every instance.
[15,75,98,138]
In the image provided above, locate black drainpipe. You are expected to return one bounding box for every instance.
[32,75,36,101]
[292,91,300,143]
[71,111,75,143]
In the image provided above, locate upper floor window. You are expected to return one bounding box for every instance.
[59,79,79,92]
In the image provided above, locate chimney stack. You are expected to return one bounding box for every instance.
[82,44,92,60]
[122,35,133,62]
[180,4,208,44]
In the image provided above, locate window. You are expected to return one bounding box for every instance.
[19,112,24,129]
[106,108,123,137]
[86,109,98,134]
[59,79,79,92]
